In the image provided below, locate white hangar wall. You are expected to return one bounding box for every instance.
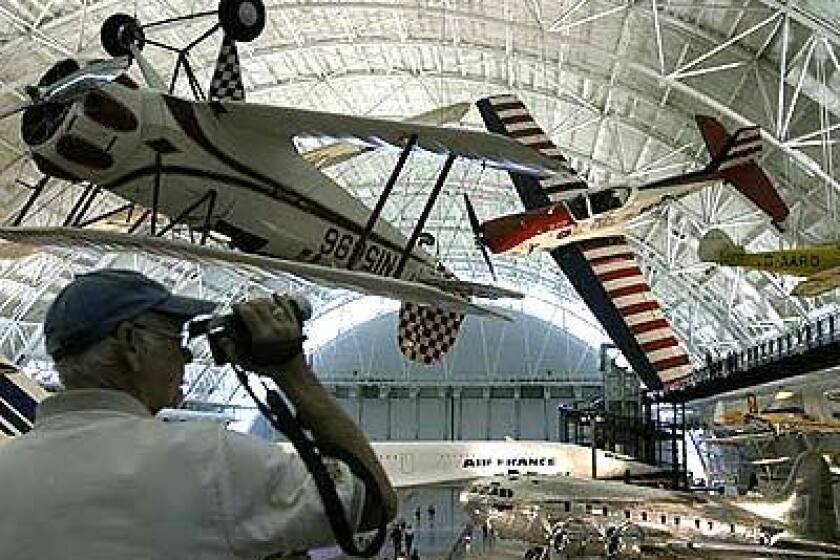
[253,309,606,442]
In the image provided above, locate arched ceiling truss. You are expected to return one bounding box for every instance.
[0,0,838,398]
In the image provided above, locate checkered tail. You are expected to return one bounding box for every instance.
[209,34,245,101]
[397,302,465,365]
[397,265,465,364]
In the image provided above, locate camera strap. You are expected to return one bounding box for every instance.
[234,366,387,557]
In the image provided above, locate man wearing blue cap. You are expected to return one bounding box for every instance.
[0,269,396,559]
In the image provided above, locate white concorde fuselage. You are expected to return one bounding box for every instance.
[281,440,656,488]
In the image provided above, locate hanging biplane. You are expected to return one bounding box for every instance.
[0,1,577,365]
[699,228,840,297]
[473,95,790,390]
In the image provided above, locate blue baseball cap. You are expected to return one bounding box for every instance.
[45,269,217,359]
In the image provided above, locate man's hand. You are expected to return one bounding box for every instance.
[218,295,306,375]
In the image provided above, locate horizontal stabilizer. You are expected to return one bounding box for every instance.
[720,163,789,227]
[0,227,513,320]
[698,228,742,262]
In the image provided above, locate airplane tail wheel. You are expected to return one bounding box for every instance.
[218,0,266,42]
[101,13,145,57]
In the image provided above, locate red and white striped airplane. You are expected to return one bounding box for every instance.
[476,95,790,390]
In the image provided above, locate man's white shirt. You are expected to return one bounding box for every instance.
[0,389,364,559]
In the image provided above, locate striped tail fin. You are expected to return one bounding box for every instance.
[695,115,789,227]
[477,95,587,202]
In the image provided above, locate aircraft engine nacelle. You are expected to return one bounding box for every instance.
[604,523,643,559]
[22,60,143,185]
[550,520,603,558]
[489,510,547,544]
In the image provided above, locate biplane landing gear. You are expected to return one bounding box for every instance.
[219,0,266,42]
[100,13,145,57]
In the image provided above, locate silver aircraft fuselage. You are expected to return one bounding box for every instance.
[460,460,840,559]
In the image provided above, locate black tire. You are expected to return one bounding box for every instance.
[101,13,145,57]
[218,0,265,42]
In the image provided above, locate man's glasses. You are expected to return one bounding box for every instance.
[131,323,194,363]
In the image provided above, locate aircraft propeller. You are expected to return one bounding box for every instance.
[462,193,497,282]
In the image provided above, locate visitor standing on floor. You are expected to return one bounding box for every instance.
[390,523,404,559]
[404,524,415,556]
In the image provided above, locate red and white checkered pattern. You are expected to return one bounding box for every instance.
[579,236,692,386]
[209,35,245,102]
[484,94,586,200]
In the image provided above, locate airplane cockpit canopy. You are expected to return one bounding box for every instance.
[565,188,631,221]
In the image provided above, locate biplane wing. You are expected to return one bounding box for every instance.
[211,102,573,177]
[477,94,693,390]
[0,227,517,320]
[302,102,471,170]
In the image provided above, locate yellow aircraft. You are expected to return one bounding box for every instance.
[699,229,840,296]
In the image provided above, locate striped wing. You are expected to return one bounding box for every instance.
[0,372,48,436]
[478,94,692,389]
[480,94,587,198]
[579,237,692,385]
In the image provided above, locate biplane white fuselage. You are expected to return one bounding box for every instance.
[15,60,565,364]
[29,83,437,282]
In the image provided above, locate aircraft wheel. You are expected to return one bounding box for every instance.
[218,0,266,42]
[101,13,145,57]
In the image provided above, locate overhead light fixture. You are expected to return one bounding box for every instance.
[775,390,796,400]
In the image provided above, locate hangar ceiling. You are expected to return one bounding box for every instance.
[0,0,838,395]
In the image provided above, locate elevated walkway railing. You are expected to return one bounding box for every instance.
[662,313,840,403]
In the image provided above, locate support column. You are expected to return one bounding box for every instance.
[544,387,551,441]
[382,386,391,440]
[484,387,492,440]
[351,386,363,425]
[411,387,420,441]
[514,386,521,439]
[453,388,462,440]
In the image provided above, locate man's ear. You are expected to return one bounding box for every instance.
[113,322,142,373]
